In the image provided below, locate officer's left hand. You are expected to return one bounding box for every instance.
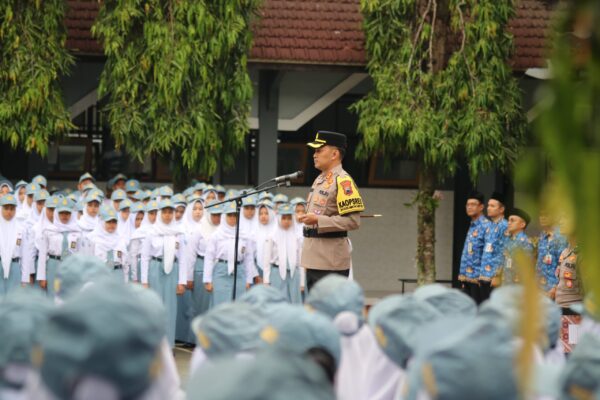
[176,284,185,295]
[298,213,319,226]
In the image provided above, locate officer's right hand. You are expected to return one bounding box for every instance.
[204,283,213,292]
[39,280,47,289]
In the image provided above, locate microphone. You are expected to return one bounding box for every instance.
[272,171,304,183]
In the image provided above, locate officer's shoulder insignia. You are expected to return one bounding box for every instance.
[336,176,364,215]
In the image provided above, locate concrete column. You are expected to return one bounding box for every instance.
[257,70,282,185]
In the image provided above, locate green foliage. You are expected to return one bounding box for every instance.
[0,0,74,154]
[92,0,260,177]
[353,0,526,181]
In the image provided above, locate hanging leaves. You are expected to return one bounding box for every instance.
[92,0,261,177]
[352,0,526,182]
[0,0,74,154]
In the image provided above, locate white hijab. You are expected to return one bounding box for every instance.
[268,214,298,279]
[86,221,127,262]
[117,210,132,242]
[213,216,248,275]
[240,207,259,236]
[78,203,99,232]
[33,207,55,250]
[130,211,152,241]
[149,209,183,274]
[183,200,204,237]
[255,205,276,271]
[0,212,19,278]
[16,198,32,222]
[51,209,81,234]
[199,211,220,239]
[24,202,43,231]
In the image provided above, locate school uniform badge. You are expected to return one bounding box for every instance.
[336,176,365,215]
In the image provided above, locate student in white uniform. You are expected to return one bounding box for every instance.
[140,198,187,348]
[240,195,258,235]
[203,201,257,307]
[36,197,82,297]
[173,194,187,227]
[110,188,127,211]
[291,197,307,239]
[86,205,130,282]
[185,198,215,320]
[117,198,133,242]
[14,180,27,204]
[16,183,37,223]
[77,189,102,237]
[254,200,276,278]
[129,200,157,283]
[20,190,48,281]
[0,194,27,296]
[263,203,304,303]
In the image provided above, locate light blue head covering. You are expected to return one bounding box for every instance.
[186,351,335,400]
[225,189,238,199]
[0,180,13,192]
[191,303,269,359]
[45,195,61,209]
[110,189,127,201]
[158,198,174,210]
[133,190,150,201]
[306,275,365,336]
[258,192,273,201]
[238,285,288,307]
[404,316,517,400]
[222,201,237,214]
[25,183,39,196]
[276,203,294,215]
[100,205,118,222]
[368,294,442,368]
[194,182,207,192]
[55,197,74,213]
[81,182,97,194]
[132,202,145,213]
[557,333,600,400]
[146,199,159,212]
[33,189,50,202]
[0,287,54,388]
[32,175,47,187]
[242,195,257,207]
[36,281,165,400]
[0,193,18,206]
[291,197,307,207]
[55,254,111,300]
[15,180,27,189]
[183,187,195,197]
[206,202,223,215]
[75,200,85,212]
[261,304,341,367]
[413,284,477,317]
[187,194,203,204]
[173,193,187,206]
[151,187,160,198]
[78,172,95,184]
[67,193,79,204]
[258,199,274,209]
[125,179,140,193]
[118,198,132,211]
[158,186,173,197]
[84,188,104,204]
[273,193,289,204]
[215,185,226,194]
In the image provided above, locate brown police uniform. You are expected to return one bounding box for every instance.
[301,131,364,286]
[555,246,583,308]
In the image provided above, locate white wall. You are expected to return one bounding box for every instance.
[278,186,455,296]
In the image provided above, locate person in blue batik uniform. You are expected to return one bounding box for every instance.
[478,192,508,301]
[458,191,490,304]
[535,210,567,299]
[496,208,534,286]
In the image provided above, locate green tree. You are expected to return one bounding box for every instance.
[353,0,526,284]
[0,0,74,154]
[92,0,261,179]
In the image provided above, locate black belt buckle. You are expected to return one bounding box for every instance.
[48,255,61,261]
[113,265,123,270]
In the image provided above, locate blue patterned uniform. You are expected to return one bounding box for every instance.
[499,231,534,285]
[458,215,490,283]
[478,218,508,282]
[535,229,567,292]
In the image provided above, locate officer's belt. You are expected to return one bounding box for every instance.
[303,228,347,239]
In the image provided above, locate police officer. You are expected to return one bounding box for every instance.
[299,131,364,291]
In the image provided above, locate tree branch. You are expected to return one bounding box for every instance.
[407,0,433,84]
[428,0,437,73]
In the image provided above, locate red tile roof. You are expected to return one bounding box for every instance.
[65,0,558,70]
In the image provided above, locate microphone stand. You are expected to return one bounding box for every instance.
[205,179,293,301]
